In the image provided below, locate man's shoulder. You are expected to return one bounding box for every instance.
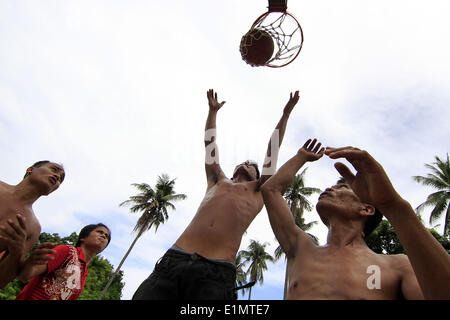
[388,253,412,268]
[0,181,13,194]
[373,252,411,271]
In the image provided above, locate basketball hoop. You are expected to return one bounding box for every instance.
[240,0,303,68]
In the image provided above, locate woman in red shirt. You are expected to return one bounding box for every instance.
[16,223,111,300]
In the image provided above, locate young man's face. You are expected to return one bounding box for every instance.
[81,226,110,253]
[232,161,258,181]
[27,162,65,195]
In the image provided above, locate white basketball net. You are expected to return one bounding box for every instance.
[245,12,303,68]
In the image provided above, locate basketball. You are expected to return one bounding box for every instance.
[240,28,274,67]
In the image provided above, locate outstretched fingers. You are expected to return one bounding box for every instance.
[304,138,324,153]
[290,91,299,103]
[312,141,323,154]
[325,146,361,158]
[302,139,312,149]
[207,89,226,110]
[300,139,325,162]
[326,146,367,166]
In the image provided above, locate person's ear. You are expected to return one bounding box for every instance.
[360,204,375,217]
[24,167,34,178]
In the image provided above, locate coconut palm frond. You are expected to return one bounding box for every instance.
[237,240,275,299]
[414,154,450,236]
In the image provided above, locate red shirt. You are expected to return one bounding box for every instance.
[16,245,89,300]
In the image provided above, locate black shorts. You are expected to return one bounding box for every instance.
[132,248,237,300]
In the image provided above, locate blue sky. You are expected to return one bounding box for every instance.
[1,0,449,300]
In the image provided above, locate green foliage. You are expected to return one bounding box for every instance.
[120,175,187,235]
[365,220,405,254]
[413,153,450,236]
[0,279,26,300]
[429,229,450,254]
[284,168,322,215]
[238,240,275,300]
[36,232,78,246]
[235,254,248,298]
[274,169,320,260]
[96,174,186,300]
[0,231,124,300]
[366,219,450,255]
[78,255,124,300]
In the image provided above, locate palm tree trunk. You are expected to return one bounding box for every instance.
[283,259,289,299]
[284,200,299,299]
[444,205,450,237]
[98,230,143,300]
[248,286,252,300]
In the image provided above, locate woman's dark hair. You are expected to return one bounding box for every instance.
[75,223,111,248]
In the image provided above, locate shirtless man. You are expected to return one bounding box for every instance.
[0,160,65,288]
[261,140,450,299]
[132,89,299,300]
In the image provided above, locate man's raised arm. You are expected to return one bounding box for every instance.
[259,91,300,186]
[261,139,324,258]
[204,89,226,187]
[325,146,450,299]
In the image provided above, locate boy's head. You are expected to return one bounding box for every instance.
[23,161,65,195]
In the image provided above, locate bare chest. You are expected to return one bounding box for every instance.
[288,248,402,299]
[0,191,40,247]
[203,180,263,215]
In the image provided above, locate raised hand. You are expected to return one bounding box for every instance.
[325,146,400,211]
[0,214,27,259]
[207,89,226,112]
[283,91,300,115]
[298,138,325,162]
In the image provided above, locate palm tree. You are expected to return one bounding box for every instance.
[98,174,187,299]
[274,168,321,299]
[413,153,450,236]
[238,240,275,300]
[235,253,249,298]
[284,168,322,215]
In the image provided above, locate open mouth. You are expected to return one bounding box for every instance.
[49,176,57,185]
